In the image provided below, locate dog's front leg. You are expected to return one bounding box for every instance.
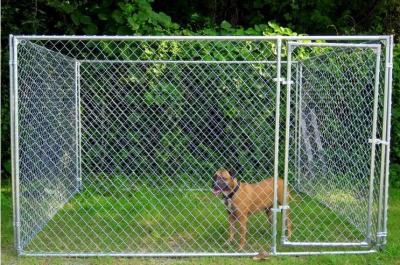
[228,214,237,243]
[238,214,248,250]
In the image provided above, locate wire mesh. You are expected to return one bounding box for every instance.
[17,41,78,249]
[16,38,279,254]
[11,36,391,256]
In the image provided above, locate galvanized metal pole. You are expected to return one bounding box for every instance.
[271,37,282,254]
[366,45,382,243]
[377,37,391,246]
[281,42,293,243]
[9,35,21,254]
[297,63,303,190]
[383,35,394,246]
[75,61,82,191]
[9,34,17,250]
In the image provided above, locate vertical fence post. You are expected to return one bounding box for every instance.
[271,37,282,254]
[293,61,299,191]
[366,45,382,243]
[75,61,82,191]
[377,37,391,246]
[297,63,303,190]
[382,35,394,246]
[281,43,293,243]
[9,35,21,254]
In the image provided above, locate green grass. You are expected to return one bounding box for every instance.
[23,187,364,253]
[2,180,400,264]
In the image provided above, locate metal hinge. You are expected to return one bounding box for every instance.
[368,139,389,145]
[280,205,290,210]
[271,205,290,212]
[377,232,387,238]
[273,77,294,85]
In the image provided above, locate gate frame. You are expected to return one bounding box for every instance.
[9,35,393,257]
[281,41,383,248]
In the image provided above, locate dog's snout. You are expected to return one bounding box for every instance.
[214,179,228,190]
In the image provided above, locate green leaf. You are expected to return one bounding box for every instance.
[80,15,92,25]
[268,21,280,31]
[117,25,132,35]
[157,12,172,25]
[3,160,11,174]
[221,20,232,30]
[112,10,124,23]
[98,13,108,21]
[70,13,80,25]
[128,17,139,30]
[144,92,154,105]
[83,24,98,34]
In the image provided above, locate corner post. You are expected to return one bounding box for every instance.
[9,34,22,254]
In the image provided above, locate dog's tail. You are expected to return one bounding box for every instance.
[287,191,293,202]
[284,189,292,239]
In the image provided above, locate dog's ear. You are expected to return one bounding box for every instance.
[228,169,236,179]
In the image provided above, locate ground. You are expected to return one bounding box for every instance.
[1,181,400,264]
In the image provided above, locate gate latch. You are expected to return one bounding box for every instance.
[368,138,389,145]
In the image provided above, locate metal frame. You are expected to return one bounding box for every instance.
[9,35,21,254]
[9,35,393,257]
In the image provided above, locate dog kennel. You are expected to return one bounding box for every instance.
[9,35,393,256]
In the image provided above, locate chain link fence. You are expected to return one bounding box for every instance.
[10,36,393,256]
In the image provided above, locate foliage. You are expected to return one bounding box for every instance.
[390,44,400,188]
[1,0,399,187]
[152,0,400,38]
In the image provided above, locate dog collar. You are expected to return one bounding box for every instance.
[224,181,240,200]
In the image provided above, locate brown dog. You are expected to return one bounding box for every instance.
[212,168,292,249]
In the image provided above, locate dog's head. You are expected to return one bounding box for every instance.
[212,168,237,196]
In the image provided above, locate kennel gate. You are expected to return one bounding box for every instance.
[9,35,393,256]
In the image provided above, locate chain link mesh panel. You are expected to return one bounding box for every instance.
[17,41,79,249]
[16,38,279,254]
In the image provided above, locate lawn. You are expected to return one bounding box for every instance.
[1,180,400,264]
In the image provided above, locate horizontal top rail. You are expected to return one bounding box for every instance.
[11,35,391,41]
[78,59,296,64]
[288,42,382,49]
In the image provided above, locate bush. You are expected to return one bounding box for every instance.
[390,44,400,188]
[1,0,399,188]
